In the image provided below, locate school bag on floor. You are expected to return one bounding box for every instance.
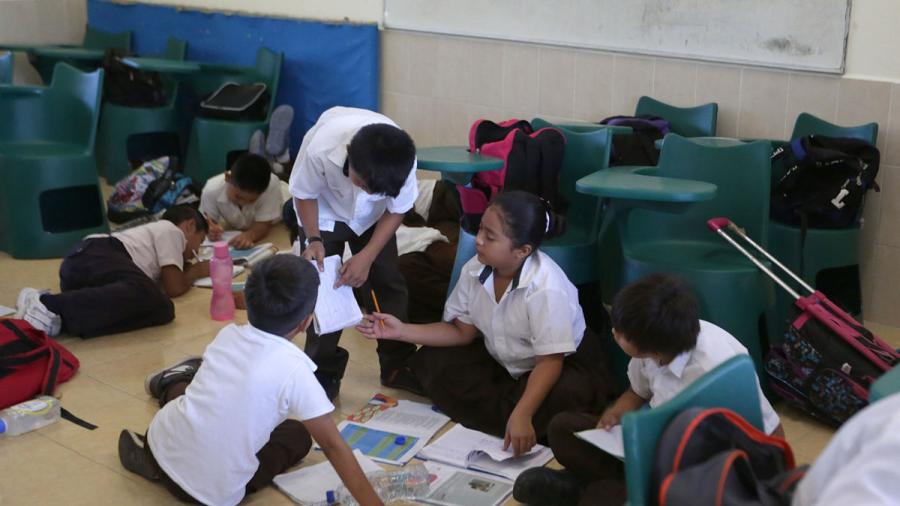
[708,217,900,427]
[107,156,201,224]
[599,115,670,166]
[0,320,95,429]
[653,407,805,506]
[770,135,880,230]
[460,119,566,233]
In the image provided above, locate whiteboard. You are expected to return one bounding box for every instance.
[383,0,851,73]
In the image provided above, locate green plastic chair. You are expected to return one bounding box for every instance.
[622,355,764,506]
[183,47,283,185]
[30,27,131,84]
[0,63,107,258]
[96,37,188,183]
[635,96,718,138]
[869,366,900,404]
[0,52,12,84]
[604,136,774,376]
[447,121,613,290]
[767,113,878,339]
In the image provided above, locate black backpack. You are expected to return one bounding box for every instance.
[599,115,671,166]
[101,49,167,107]
[770,135,880,230]
[654,407,806,506]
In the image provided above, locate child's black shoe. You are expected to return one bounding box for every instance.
[144,357,202,399]
[380,366,425,397]
[513,467,582,505]
[118,429,161,481]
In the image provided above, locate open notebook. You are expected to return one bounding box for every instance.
[418,424,553,481]
[313,256,363,335]
[197,241,277,267]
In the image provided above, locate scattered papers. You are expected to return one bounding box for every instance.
[575,426,625,460]
[273,450,382,505]
[420,461,512,506]
[312,255,363,335]
[197,241,277,266]
[0,305,16,318]
[192,265,245,288]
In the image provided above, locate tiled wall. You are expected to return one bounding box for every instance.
[0,0,86,85]
[381,29,900,327]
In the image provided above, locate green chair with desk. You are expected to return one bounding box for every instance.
[0,63,107,258]
[870,365,900,404]
[635,96,718,138]
[96,37,188,183]
[29,27,131,84]
[767,113,879,341]
[446,122,614,293]
[0,52,12,84]
[622,354,764,506]
[581,135,773,377]
[183,47,283,185]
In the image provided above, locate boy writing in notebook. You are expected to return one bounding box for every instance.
[201,152,289,249]
[514,273,784,506]
[15,205,209,338]
[288,106,419,399]
[117,255,381,506]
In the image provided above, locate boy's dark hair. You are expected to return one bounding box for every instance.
[244,255,319,336]
[611,273,700,358]
[489,191,565,251]
[162,205,208,233]
[229,153,272,194]
[347,123,416,198]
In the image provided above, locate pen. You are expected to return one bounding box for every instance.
[192,249,201,263]
[370,289,385,330]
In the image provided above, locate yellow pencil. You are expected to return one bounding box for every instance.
[370,289,385,329]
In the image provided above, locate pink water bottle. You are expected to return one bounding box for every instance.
[209,242,235,321]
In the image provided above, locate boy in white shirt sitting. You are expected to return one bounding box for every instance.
[117,255,381,506]
[514,273,784,506]
[201,153,288,249]
[15,205,209,338]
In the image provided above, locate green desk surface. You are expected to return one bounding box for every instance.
[122,57,200,74]
[0,44,44,52]
[416,146,503,173]
[31,47,104,61]
[576,170,717,202]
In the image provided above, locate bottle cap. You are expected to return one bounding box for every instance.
[0,419,5,433]
[325,490,335,504]
[395,436,406,445]
[213,241,230,259]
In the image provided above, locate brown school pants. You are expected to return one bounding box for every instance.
[410,328,615,441]
[145,381,312,503]
[548,411,627,506]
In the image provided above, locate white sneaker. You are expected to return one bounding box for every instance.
[16,288,61,337]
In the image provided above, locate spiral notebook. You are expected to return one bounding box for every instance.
[312,256,363,335]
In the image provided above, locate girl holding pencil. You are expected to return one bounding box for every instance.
[357,191,613,456]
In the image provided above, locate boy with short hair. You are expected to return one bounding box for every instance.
[201,152,288,249]
[15,205,209,338]
[513,273,784,506]
[118,255,382,506]
[289,106,420,399]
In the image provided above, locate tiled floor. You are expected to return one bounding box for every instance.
[1,222,898,505]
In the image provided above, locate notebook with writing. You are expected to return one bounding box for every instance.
[312,256,363,335]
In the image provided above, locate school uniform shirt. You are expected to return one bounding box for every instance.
[443,251,586,378]
[148,323,334,506]
[199,173,288,230]
[792,393,900,506]
[627,320,781,434]
[87,220,185,282]
[288,106,418,235]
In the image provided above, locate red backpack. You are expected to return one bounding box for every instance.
[0,319,80,409]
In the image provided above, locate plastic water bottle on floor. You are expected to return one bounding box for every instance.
[209,241,235,321]
[314,463,431,505]
[0,396,61,437]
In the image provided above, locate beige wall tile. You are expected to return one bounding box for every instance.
[573,50,613,122]
[885,84,900,166]
[696,63,741,138]
[865,244,900,327]
[382,93,436,147]
[837,79,891,152]
[407,33,438,97]
[380,30,409,94]
[611,55,653,115]
[434,99,471,146]
[502,42,541,113]
[785,73,840,136]
[381,91,403,123]
[434,36,470,102]
[738,69,789,139]
[876,164,900,248]
[652,59,698,107]
[538,47,576,118]
[463,38,504,107]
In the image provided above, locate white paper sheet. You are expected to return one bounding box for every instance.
[575,426,625,460]
[312,256,363,335]
[273,450,382,505]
